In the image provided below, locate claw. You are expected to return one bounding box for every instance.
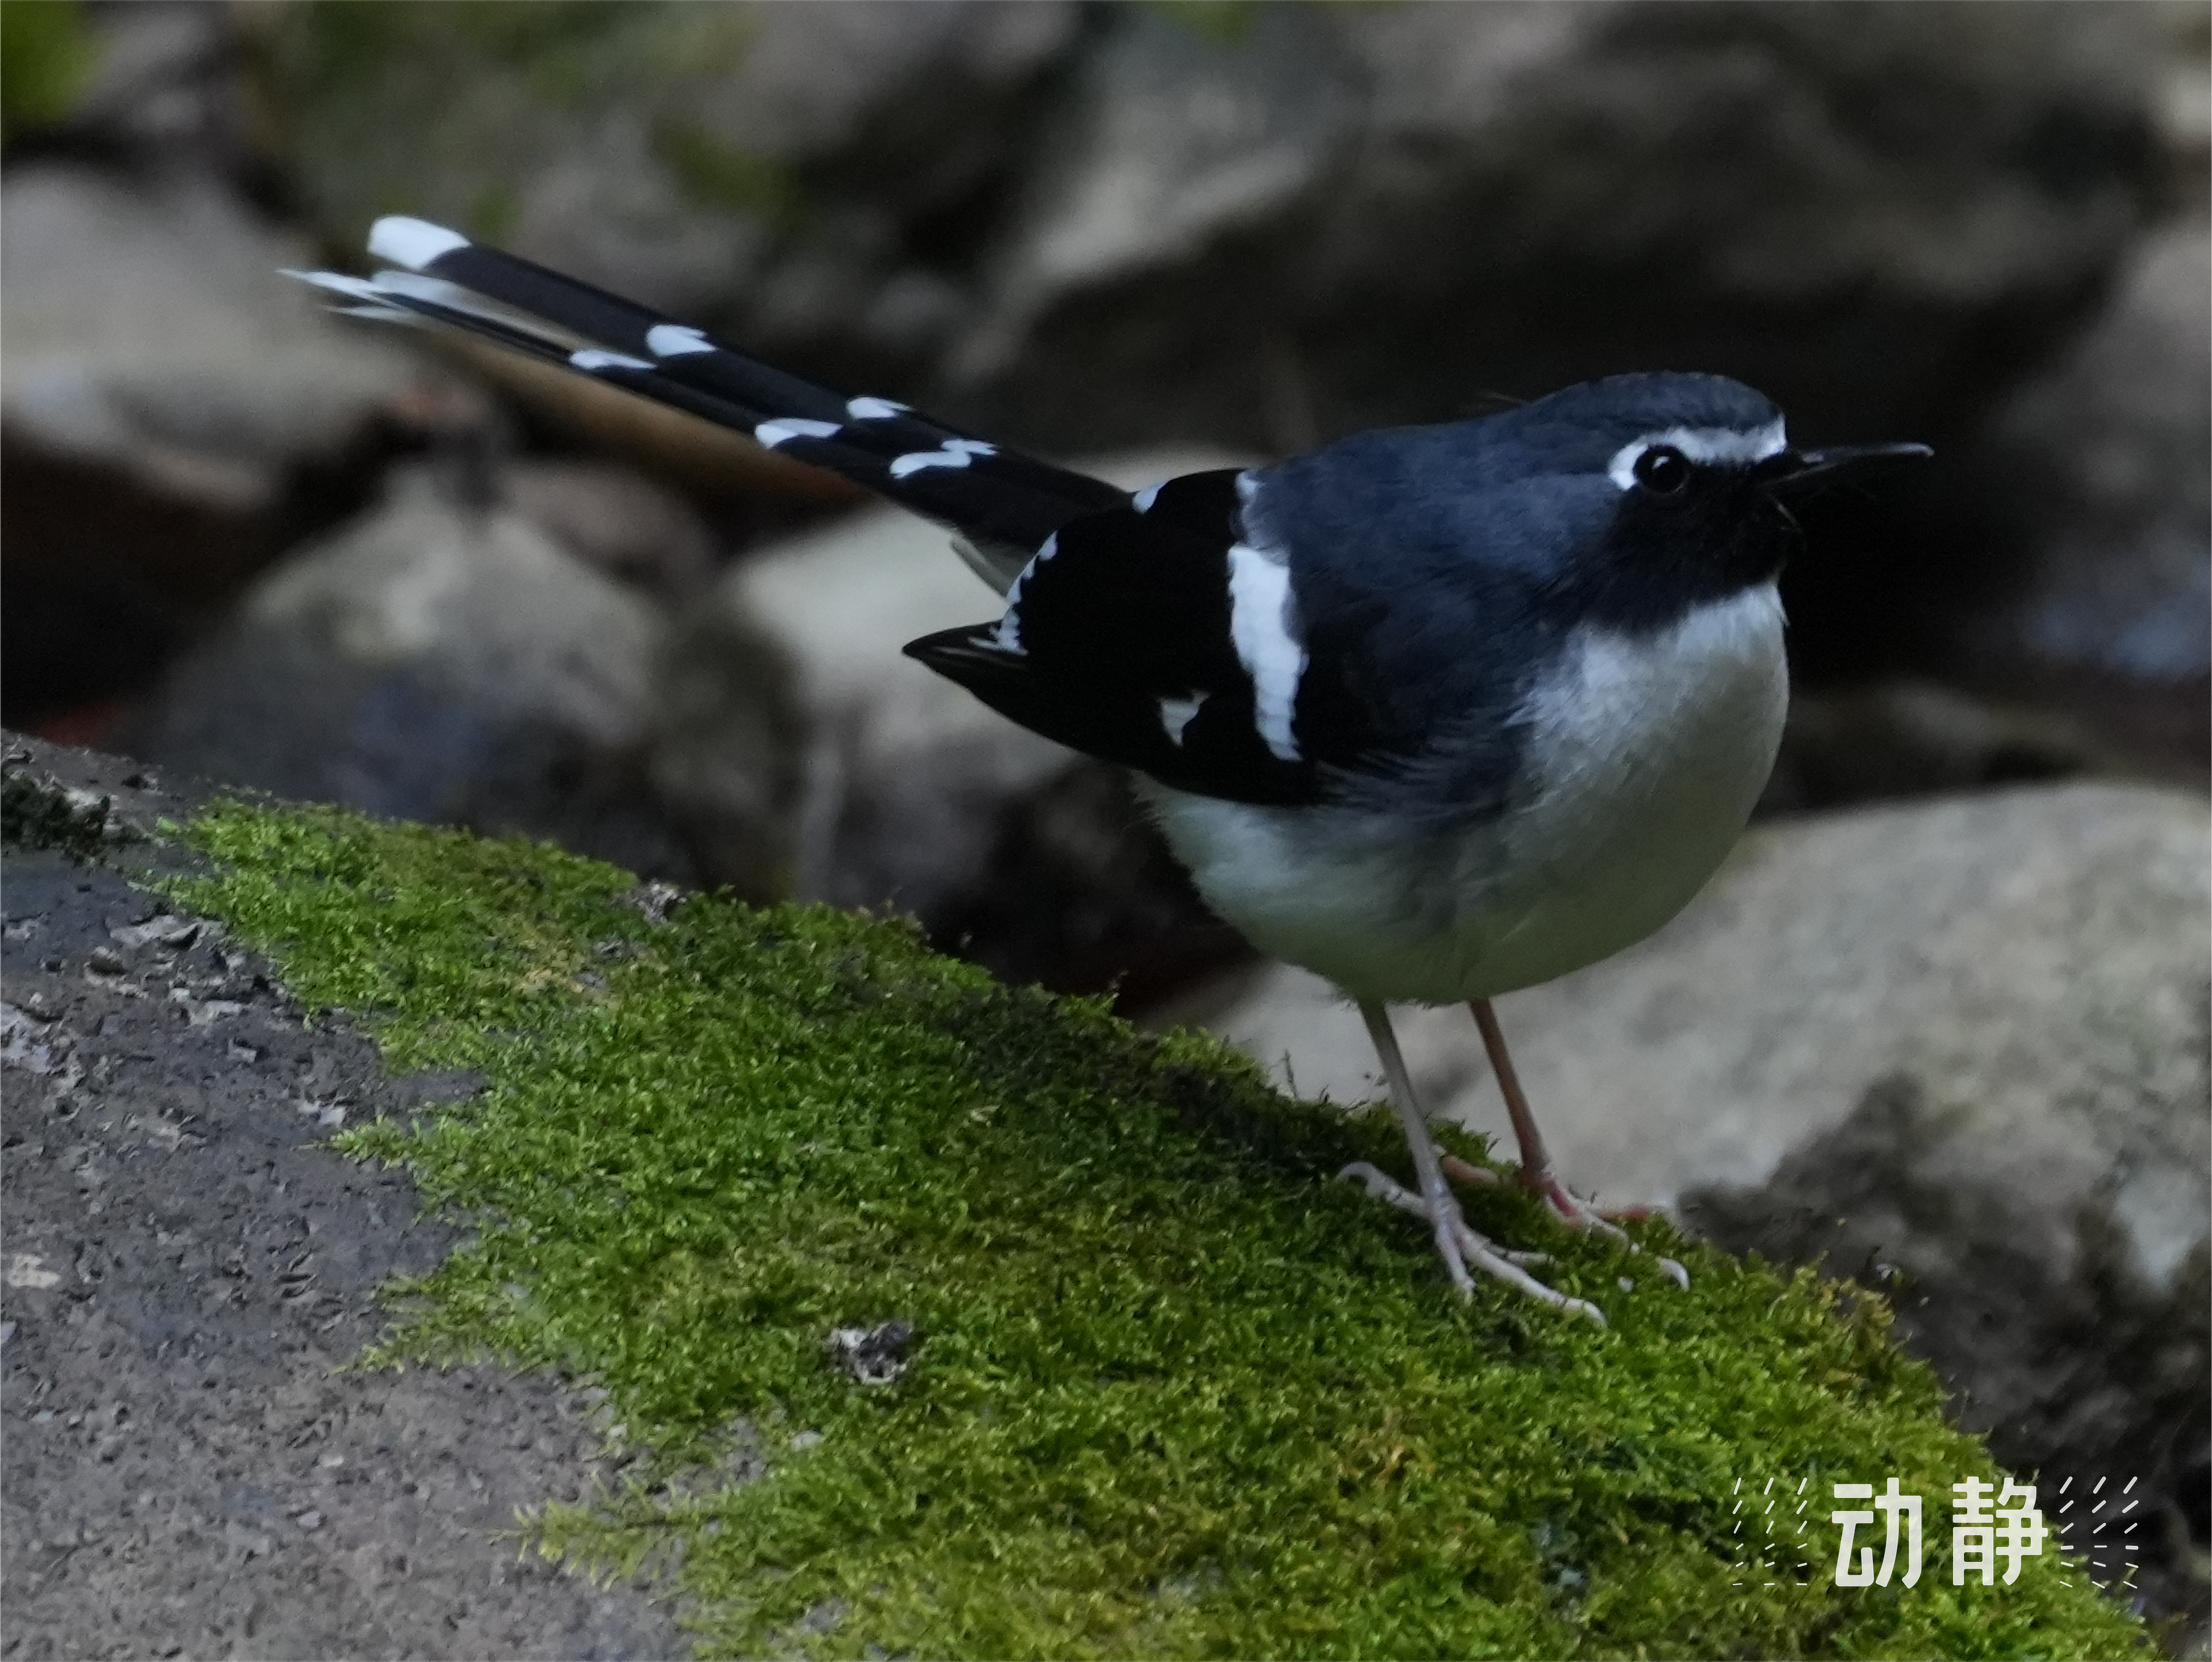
[1339,1162,1606,1327]
[1439,1153,1690,1289]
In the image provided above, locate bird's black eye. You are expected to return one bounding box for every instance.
[1633,445,1691,494]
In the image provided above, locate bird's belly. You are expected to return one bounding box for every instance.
[1139,584,1789,1005]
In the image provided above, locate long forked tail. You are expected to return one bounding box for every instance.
[285,216,1127,578]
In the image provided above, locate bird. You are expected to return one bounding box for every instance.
[286,217,1930,1326]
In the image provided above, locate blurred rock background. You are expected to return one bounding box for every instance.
[2,0,2204,1641]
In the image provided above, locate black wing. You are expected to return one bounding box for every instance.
[907,470,1426,807]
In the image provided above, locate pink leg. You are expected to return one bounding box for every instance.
[1442,999,1688,1286]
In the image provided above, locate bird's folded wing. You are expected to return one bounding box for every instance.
[907,471,1432,807]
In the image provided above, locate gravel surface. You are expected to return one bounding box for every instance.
[1,736,678,1660]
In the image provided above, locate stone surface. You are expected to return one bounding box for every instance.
[1947,223,2212,780]
[497,456,723,603]
[261,2,2161,456]
[660,451,1251,990]
[1,741,675,1661]
[119,470,695,883]
[1159,784,2209,1629]
[955,0,2164,449]
[261,1,1080,353]
[0,162,477,723]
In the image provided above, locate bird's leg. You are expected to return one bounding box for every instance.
[1443,998,1689,1288]
[1340,999,1606,1326]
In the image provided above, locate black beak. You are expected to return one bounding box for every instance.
[1758,441,1933,495]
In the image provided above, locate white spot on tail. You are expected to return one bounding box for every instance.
[1159,694,1208,746]
[1133,482,1163,513]
[846,396,909,420]
[1226,542,1304,761]
[647,324,715,357]
[367,216,470,270]
[755,418,843,449]
[570,349,654,372]
[888,439,995,479]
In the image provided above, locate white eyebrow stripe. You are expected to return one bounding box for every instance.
[1607,418,1788,490]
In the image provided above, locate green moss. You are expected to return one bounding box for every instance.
[155,799,2148,1659]
[1,0,96,143]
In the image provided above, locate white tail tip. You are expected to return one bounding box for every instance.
[367,215,470,270]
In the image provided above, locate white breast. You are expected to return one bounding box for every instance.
[1140,584,1789,1005]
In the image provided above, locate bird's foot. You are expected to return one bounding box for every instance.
[1440,1154,1690,1290]
[1340,1161,1607,1327]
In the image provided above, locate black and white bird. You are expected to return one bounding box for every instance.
[288,218,1929,1326]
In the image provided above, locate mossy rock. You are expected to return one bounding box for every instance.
[148,796,2149,1658]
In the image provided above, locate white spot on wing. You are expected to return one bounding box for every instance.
[1159,693,1207,745]
[1132,483,1162,513]
[1226,542,1305,762]
[647,324,715,357]
[571,349,654,371]
[846,396,909,420]
[755,418,842,448]
[367,216,470,269]
[888,438,996,479]
[1608,419,1789,490]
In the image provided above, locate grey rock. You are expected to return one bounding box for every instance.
[825,1321,916,1388]
[0,163,455,538]
[266,1,1080,335]
[261,2,2161,463]
[0,163,479,720]
[2153,0,2211,211]
[1,775,677,1660]
[498,457,722,603]
[60,1,252,167]
[1161,784,2208,1628]
[956,1,2162,451]
[123,470,694,881]
[1949,223,2212,780]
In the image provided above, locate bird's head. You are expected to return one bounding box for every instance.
[1485,372,1931,629]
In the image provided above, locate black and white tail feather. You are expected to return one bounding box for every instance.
[289,217,1362,806]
